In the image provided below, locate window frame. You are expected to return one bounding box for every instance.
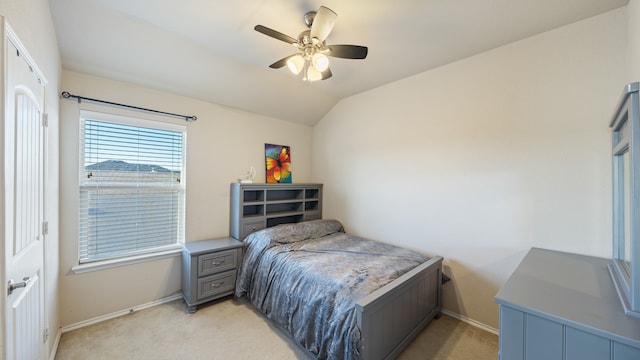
[74,110,187,271]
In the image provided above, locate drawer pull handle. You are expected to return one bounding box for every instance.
[212,281,224,288]
[212,260,224,266]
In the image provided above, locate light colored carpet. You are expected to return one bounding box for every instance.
[55,297,498,359]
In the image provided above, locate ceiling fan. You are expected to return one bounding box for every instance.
[254,6,368,82]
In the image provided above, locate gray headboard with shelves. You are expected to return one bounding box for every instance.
[229,183,323,239]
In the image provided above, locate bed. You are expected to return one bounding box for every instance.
[234,219,443,360]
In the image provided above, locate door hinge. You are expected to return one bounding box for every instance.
[42,221,48,236]
[42,113,48,127]
[43,328,50,343]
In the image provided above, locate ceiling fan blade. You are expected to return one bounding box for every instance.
[321,67,332,80]
[269,54,298,69]
[310,6,337,42]
[327,45,368,59]
[255,25,297,44]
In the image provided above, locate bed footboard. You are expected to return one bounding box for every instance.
[356,256,443,360]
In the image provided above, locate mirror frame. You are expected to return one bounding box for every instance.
[609,82,640,318]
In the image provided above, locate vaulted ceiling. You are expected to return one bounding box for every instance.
[49,0,629,125]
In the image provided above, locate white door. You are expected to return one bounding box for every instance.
[3,25,47,360]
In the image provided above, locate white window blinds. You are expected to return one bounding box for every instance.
[79,111,186,263]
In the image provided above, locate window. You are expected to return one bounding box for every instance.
[79,111,186,263]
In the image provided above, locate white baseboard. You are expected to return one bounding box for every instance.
[441,308,499,336]
[48,329,62,360]
[60,293,183,333]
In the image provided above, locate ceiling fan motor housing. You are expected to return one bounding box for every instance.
[304,11,316,28]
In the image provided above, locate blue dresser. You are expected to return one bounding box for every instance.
[495,248,640,360]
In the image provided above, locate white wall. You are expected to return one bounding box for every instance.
[0,0,61,357]
[629,0,640,81]
[313,8,628,329]
[59,70,314,326]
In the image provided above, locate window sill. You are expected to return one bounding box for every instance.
[71,247,182,274]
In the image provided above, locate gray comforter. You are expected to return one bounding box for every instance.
[235,220,430,359]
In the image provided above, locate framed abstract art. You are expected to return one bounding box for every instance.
[265,143,292,183]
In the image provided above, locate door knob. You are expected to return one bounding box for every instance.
[7,277,30,296]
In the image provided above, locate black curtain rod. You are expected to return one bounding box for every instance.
[60,91,197,122]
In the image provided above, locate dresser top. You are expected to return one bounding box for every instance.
[495,247,640,346]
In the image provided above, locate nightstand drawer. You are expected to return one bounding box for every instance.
[197,270,236,300]
[198,249,237,276]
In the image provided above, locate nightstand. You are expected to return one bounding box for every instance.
[181,237,244,313]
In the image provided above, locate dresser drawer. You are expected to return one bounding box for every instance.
[198,249,237,276]
[197,270,236,300]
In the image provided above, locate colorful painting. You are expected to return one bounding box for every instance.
[265,143,292,183]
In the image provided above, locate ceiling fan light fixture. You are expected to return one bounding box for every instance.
[312,53,329,72]
[286,55,305,75]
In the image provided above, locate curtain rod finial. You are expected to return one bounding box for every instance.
[60,91,81,103]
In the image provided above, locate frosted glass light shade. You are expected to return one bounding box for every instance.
[312,53,329,72]
[306,65,322,82]
[286,55,305,75]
